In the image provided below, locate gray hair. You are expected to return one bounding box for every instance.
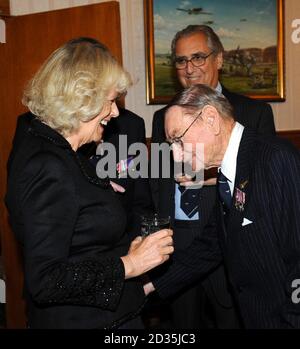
[171,25,224,62]
[168,84,234,119]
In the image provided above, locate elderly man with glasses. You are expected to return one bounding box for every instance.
[149,25,275,329]
[147,84,300,329]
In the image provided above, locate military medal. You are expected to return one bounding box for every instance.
[239,180,248,190]
[234,179,248,211]
[117,156,134,178]
[234,188,246,211]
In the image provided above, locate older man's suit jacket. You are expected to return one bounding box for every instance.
[154,128,300,328]
[150,88,275,313]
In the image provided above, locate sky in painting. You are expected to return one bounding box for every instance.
[153,0,277,53]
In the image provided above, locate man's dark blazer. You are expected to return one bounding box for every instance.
[153,128,300,328]
[150,88,276,323]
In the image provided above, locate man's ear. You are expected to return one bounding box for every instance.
[202,105,220,135]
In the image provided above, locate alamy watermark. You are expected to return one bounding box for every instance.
[291,19,300,44]
[291,279,300,304]
[94,135,204,188]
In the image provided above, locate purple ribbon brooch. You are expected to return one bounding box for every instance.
[117,156,134,178]
[234,180,248,212]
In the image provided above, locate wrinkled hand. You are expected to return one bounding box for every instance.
[177,177,217,187]
[121,229,173,279]
[175,168,218,187]
[128,235,143,254]
[176,174,204,189]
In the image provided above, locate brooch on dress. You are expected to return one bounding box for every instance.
[234,180,248,212]
[117,156,134,178]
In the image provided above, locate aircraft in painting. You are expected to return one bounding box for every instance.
[176,7,212,15]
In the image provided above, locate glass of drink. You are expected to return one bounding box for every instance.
[140,214,170,238]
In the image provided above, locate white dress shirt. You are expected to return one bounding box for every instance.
[219,122,244,196]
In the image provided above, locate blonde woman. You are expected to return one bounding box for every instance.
[5,38,173,329]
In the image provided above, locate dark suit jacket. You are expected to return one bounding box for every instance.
[154,128,300,328]
[222,87,275,134]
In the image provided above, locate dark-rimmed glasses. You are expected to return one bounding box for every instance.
[169,111,202,148]
[174,51,215,70]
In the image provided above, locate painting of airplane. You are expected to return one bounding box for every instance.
[147,0,282,102]
[176,7,212,15]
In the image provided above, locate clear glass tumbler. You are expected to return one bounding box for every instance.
[140,214,170,238]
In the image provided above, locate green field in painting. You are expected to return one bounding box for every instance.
[222,63,278,95]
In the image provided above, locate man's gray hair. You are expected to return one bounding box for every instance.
[168,84,234,120]
[171,25,224,62]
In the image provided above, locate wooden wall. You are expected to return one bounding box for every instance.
[277,130,300,149]
[0,0,10,16]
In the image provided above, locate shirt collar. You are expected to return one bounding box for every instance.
[220,122,244,185]
[215,81,222,94]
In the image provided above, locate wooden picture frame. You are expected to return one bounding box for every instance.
[144,0,284,104]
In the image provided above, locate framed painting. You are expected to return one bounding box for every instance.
[144,0,284,104]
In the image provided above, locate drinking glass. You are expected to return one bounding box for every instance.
[140,214,170,238]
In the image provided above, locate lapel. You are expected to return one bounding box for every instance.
[198,185,217,229]
[158,150,176,223]
[221,86,244,123]
[198,188,208,224]
[217,200,228,251]
[158,177,175,223]
[221,85,237,104]
[225,128,258,236]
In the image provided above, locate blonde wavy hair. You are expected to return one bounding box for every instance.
[22,37,132,136]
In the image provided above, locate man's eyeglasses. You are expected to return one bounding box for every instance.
[169,111,202,148]
[174,51,215,70]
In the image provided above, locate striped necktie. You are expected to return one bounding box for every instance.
[218,171,232,211]
[178,186,201,218]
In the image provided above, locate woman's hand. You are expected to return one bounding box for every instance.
[121,229,173,279]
